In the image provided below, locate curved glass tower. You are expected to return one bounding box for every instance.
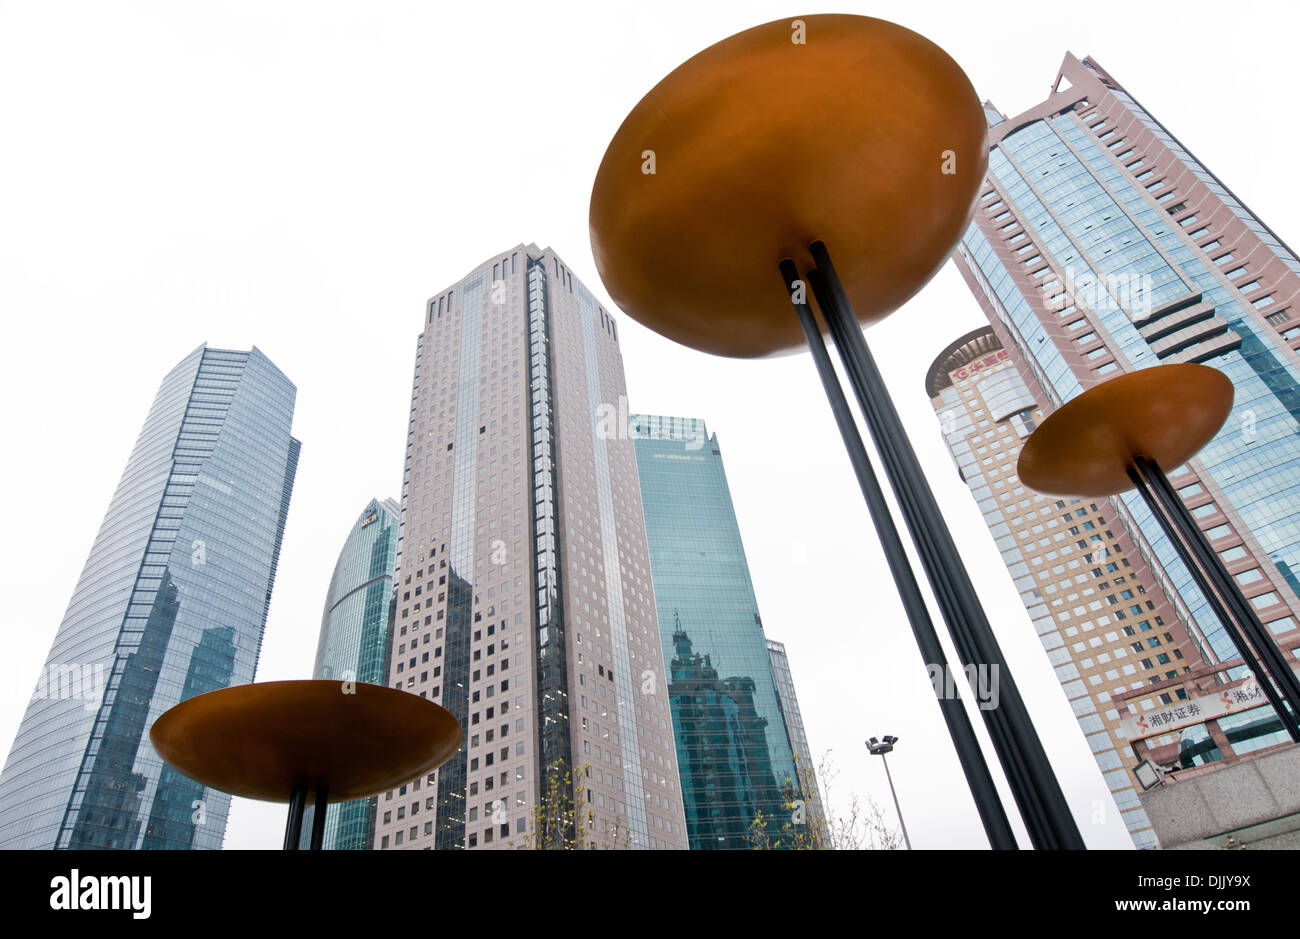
[306,496,399,850]
[0,344,300,849]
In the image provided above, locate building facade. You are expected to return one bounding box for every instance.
[766,639,825,831]
[0,344,300,849]
[946,53,1300,842]
[304,497,400,850]
[372,245,687,850]
[927,327,1199,848]
[631,413,819,847]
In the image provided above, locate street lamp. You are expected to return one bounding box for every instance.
[867,735,912,850]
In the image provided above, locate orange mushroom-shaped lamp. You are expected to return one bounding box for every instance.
[588,14,1084,850]
[150,680,461,849]
[1018,364,1300,744]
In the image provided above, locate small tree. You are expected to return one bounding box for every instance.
[509,758,633,850]
[747,749,903,850]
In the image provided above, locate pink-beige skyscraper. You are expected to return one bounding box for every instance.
[373,244,687,850]
[941,53,1300,847]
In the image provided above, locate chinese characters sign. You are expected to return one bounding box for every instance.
[1120,681,1267,741]
[950,348,1008,382]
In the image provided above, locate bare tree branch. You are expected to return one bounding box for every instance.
[746,749,903,850]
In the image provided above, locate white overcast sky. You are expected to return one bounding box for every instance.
[2,1,1297,850]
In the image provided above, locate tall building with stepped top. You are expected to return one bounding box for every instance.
[373,245,687,850]
[945,53,1300,845]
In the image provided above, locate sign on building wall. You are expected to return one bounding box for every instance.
[949,348,1009,382]
[1120,680,1267,741]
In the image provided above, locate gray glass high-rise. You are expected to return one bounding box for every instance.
[0,344,300,849]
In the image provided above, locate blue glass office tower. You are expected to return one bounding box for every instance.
[952,53,1300,809]
[0,344,300,849]
[766,639,825,830]
[632,414,816,848]
[304,497,399,850]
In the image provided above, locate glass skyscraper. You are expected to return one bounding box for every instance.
[0,344,300,849]
[303,497,399,850]
[948,53,1300,841]
[631,414,818,848]
[766,638,825,831]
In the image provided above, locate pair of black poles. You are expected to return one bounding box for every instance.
[780,241,1085,850]
[1128,456,1300,742]
[284,782,329,850]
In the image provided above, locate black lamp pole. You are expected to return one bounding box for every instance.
[788,241,1085,850]
[284,782,307,851]
[1128,455,1300,741]
[782,260,1017,849]
[284,782,331,851]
